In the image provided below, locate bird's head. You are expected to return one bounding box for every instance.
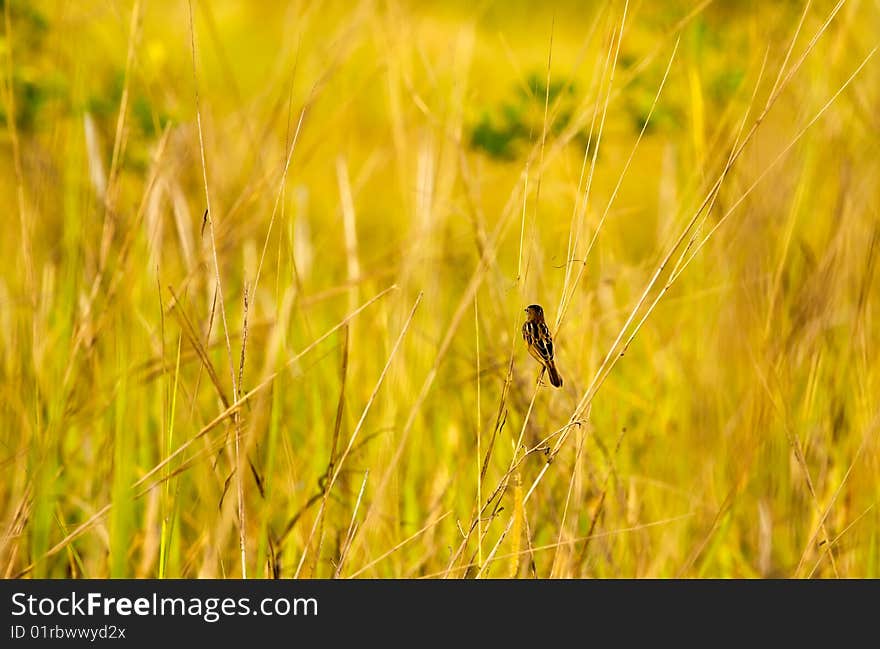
[524,304,545,322]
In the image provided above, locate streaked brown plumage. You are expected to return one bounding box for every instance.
[522,304,563,388]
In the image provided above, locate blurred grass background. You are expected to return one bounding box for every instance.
[1,0,878,578]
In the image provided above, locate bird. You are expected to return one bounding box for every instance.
[522,304,563,388]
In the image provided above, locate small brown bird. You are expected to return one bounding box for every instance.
[522,304,563,388]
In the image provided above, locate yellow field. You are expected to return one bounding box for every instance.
[1,0,878,578]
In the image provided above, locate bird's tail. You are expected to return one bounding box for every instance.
[546,361,563,388]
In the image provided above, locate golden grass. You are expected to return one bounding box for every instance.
[1,0,878,578]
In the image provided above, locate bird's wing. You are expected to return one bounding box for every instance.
[534,322,555,361]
